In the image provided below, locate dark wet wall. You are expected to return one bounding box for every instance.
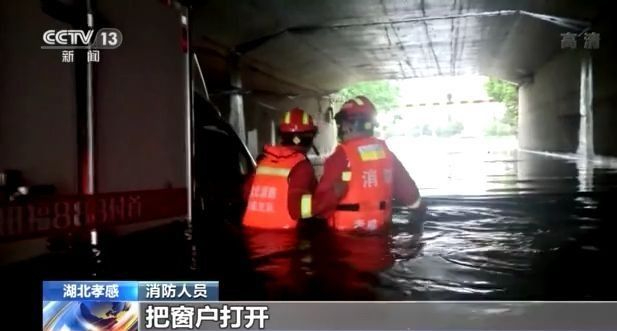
[0,0,78,193]
[592,15,617,157]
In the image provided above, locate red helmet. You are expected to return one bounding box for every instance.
[338,96,377,119]
[278,107,317,133]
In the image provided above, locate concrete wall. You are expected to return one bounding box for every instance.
[0,0,78,193]
[95,0,187,192]
[591,18,617,157]
[518,50,583,153]
[243,98,277,157]
[0,0,186,264]
[0,0,187,193]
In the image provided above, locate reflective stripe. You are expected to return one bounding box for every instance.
[302,111,309,125]
[300,194,312,218]
[341,171,352,182]
[359,150,386,161]
[256,166,291,177]
[354,97,364,105]
[358,144,386,161]
[284,111,291,124]
[409,197,422,209]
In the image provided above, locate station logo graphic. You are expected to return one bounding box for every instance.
[41,28,123,63]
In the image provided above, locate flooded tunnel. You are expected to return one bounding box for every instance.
[1,0,617,322]
[186,0,617,301]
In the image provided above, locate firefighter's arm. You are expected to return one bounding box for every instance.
[391,154,426,238]
[392,154,423,210]
[310,147,350,219]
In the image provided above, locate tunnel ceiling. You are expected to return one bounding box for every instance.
[191,0,601,96]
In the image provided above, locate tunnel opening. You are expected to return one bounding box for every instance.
[331,76,519,197]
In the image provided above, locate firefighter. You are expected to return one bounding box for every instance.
[312,96,425,232]
[242,107,318,229]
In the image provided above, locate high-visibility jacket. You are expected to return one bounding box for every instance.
[243,145,309,229]
[328,136,394,231]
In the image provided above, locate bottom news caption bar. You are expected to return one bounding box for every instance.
[43,282,617,330]
[137,302,617,331]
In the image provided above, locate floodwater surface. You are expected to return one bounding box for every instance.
[212,136,617,300]
[5,137,617,304]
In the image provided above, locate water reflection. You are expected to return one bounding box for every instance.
[577,158,595,192]
[378,136,617,300]
[243,228,303,299]
[387,136,521,195]
[388,136,617,196]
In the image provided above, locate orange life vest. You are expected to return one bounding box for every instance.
[243,145,307,229]
[328,136,394,232]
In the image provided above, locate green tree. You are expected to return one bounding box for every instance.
[484,78,519,131]
[336,80,400,112]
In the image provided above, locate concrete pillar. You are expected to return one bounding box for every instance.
[270,119,277,145]
[312,99,337,156]
[577,52,594,156]
[518,50,582,153]
[228,56,246,143]
[247,129,258,158]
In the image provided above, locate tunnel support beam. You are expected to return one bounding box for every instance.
[229,56,246,143]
